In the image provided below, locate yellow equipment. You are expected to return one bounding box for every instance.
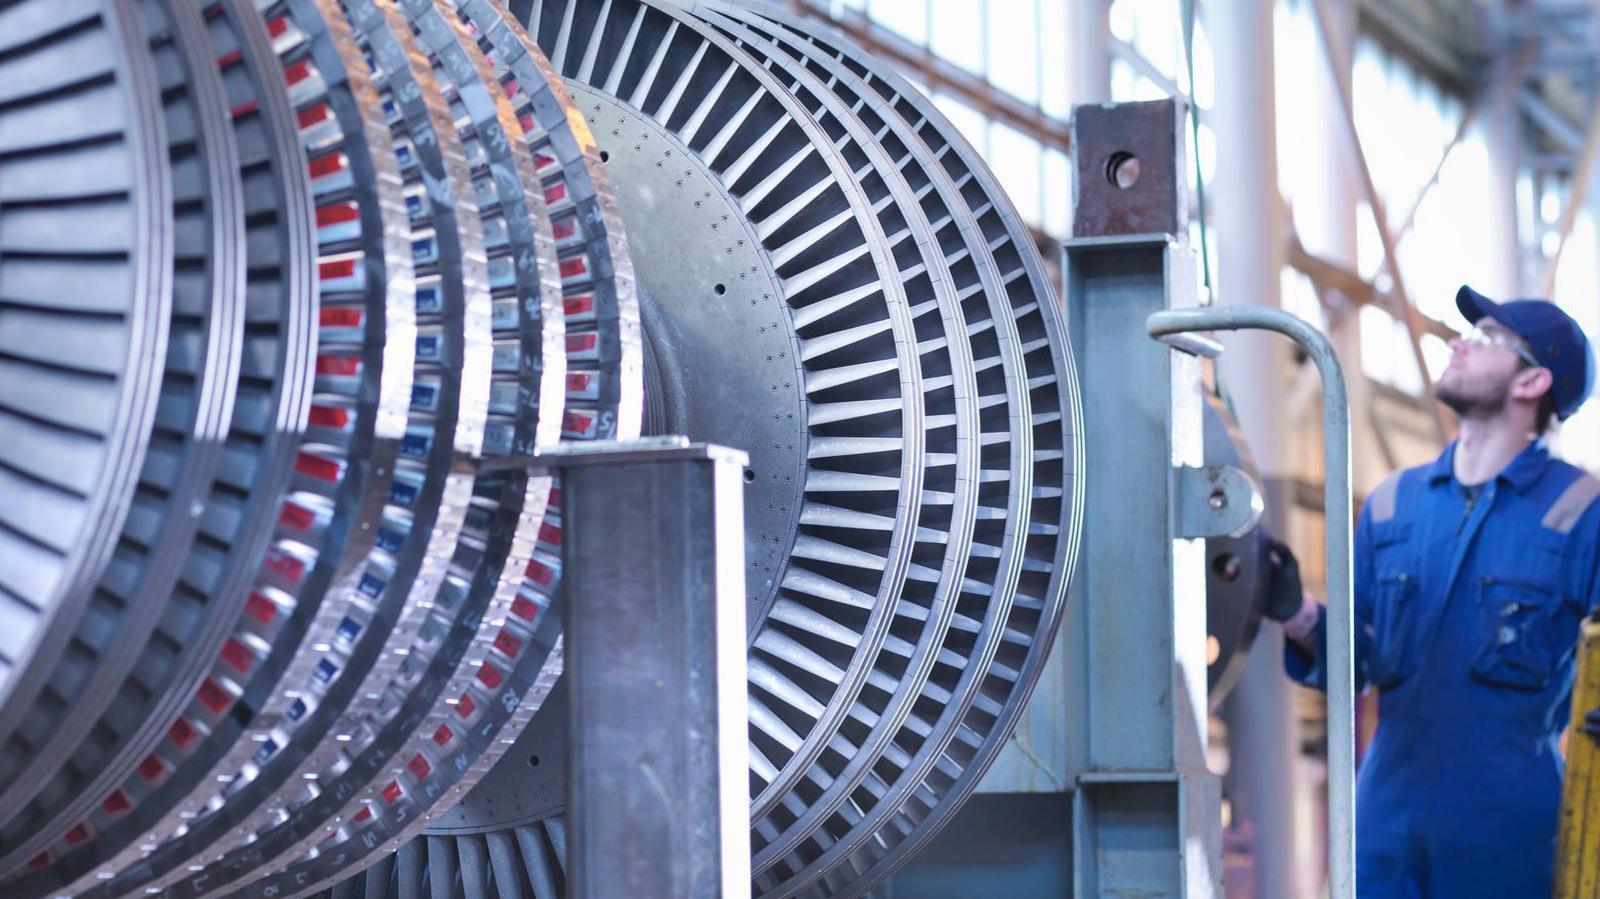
[1556,614,1600,898]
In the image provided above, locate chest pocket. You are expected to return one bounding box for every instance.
[1470,531,1582,692]
[1469,575,1569,690]
[1468,477,1599,691]
[1366,523,1419,689]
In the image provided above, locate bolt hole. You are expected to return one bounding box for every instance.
[743,468,756,484]
[1105,151,1141,190]
[1211,552,1242,582]
[527,754,540,768]
[599,149,610,163]
[714,283,728,296]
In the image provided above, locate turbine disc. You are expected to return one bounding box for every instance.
[0,0,247,872]
[7,0,421,890]
[388,3,1084,898]
[523,0,938,832]
[0,2,1092,897]
[0,0,324,882]
[727,12,1079,895]
[0,0,174,794]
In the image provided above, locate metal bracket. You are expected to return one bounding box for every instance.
[1071,99,1187,238]
[1173,464,1263,539]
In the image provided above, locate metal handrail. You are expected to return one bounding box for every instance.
[1147,305,1356,899]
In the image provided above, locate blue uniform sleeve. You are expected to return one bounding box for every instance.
[1284,495,1377,693]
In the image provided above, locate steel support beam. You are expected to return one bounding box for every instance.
[557,439,751,899]
[969,0,1113,802]
[1519,89,1586,154]
[1065,98,1221,899]
[1110,37,1194,113]
[1208,0,1287,491]
[1308,3,1378,484]
[1355,0,1473,91]
[1286,235,1460,344]
[1472,63,1523,294]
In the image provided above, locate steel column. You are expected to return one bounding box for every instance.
[555,439,751,899]
[1208,0,1287,471]
[975,0,1111,799]
[1310,0,1372,488]
[1064,99,1221,899]
[1208,2,1303,892]
[1070,0,1111,105]
[1485,70,1528,296]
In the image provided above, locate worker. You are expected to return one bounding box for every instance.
[1264,286,1600,897]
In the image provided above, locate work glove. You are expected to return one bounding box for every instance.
[1263,537,1304,623]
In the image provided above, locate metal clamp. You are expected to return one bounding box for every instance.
[1147,305,1356,899]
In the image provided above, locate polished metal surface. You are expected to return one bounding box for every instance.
[0,1,1086,897]
[25,0,421,891]
[559,84,808,625]
[377,1,1083,896]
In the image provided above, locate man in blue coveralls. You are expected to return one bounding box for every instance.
[1267,285,1600,897]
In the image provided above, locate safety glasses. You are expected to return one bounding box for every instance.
[1464,322,1540,368]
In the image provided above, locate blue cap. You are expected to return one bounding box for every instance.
[1456,285,1596,420]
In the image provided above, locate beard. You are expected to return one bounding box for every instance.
[1434,370,1513,420]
